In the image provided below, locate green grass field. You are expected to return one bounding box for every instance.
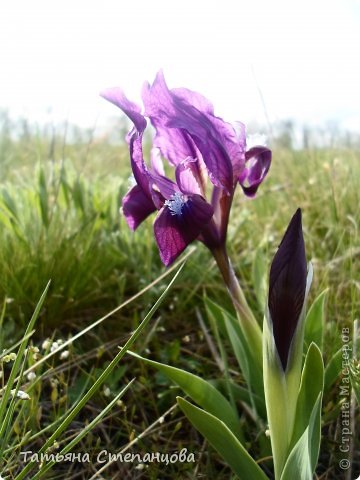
[0,117,359,479]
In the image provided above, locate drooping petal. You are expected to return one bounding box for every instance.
[122,185,156,230]
[268,208,307,370]
[100,88,146,133]
[154,194,214,266]
[125,131,167,211]
[100,88,154,202]
[239,146,272,197]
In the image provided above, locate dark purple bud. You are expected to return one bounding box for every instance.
[268,209,307,371]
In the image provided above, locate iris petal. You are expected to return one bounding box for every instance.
[154,194,214,266]
[143,71,234,193]
[122,185,157,230]
[100,88,146,133]
[239,146,272,197]
[175,157,203,195]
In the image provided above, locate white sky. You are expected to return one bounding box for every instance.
[1,0,360,131]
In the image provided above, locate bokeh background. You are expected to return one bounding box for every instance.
[1,0,360,135]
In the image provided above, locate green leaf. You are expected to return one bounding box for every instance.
[38,166,49,228]
[205,297,264,411]
[129,351,243,442]
[304,289,328,351]
[213,379,266,416]
[224,316,264,402]
[281,428,312,480]
[73,177,86,213]
[350,362,360,406]
[204,296,229,337]
[324,347,343,392]
[252,249,268,312]
[290,343,324,472]
[177,397,267,480]
[0,281,51,458]
[1,188,19,221]
[280,394,322,480]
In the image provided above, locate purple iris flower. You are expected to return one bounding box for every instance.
[101,71,271,266]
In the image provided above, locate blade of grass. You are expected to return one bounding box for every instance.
[0,349,30,460]
[30,379,135,479]
[0,281,50,440]
[0,331,35,361]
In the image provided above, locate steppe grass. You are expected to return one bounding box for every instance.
[0,120,358,478]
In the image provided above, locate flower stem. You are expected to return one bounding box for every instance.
[211,246,262,352]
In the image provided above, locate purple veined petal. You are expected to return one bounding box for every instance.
[142,74,199,167]
[127,126,169,206]
[150,172,179,200]
[153,124,199,167]
[154,194,214,266]
[171,87,214,115]
[268,208,307,371]
[150,148,165,176]
[171,83,245,185]
[175,157,203,195]
[142,71,176,123]
[195,136,234,193]
[239,146,272,197]
[100,88,146,134]
[231,120,247,178]
[169,99,235,193]
[234,121,246,144]
[100,88,155,205]
[143,71,234,193]
[122,185,157,230]
[206,115,246,180]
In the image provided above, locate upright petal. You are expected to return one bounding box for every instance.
[143,71,234,193]
[152,124,199,167]
[203,115,246,179]
[171,87,214,115]
[150,148,165,176]
[175,157,203,195]
[268,208,307,370]
[154,194,214,266]
[122,185,156,230]
[239,146,272,197]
